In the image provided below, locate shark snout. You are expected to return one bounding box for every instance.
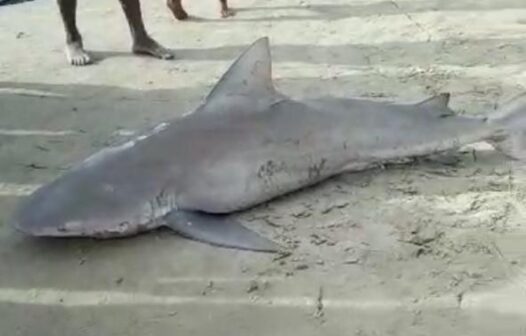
[10,200,69,237]
[9,180,87,237]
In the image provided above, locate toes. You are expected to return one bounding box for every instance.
[158,50,174,60]
[133,41,174,60]
[68,54,91,66]
[66,45,92,66]
[73,54,91,66]
[83,53,92,64]
[147,47,174,60]
[221,8,235,17]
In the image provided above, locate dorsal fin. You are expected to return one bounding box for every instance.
[205,37,275,102]
[416,93,455,117]
[417,93,450,109]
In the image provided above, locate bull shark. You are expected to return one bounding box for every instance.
[10,37,526,253]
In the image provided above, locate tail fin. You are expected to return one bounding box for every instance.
[487,93,526,160]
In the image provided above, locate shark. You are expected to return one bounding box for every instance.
[10,37,526,253]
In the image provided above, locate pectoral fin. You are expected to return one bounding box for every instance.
[163,210,280,253]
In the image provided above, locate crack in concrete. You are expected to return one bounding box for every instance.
[314,286,325,322]
[389,0,432,42]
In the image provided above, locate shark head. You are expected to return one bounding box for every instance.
[11,156,158,238]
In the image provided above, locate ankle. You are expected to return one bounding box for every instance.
[134,34,157,46]
[66,33,82,45]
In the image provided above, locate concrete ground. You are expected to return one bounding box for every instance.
[2,0,526,334]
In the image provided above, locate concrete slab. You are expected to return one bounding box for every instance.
[2,0,526,334]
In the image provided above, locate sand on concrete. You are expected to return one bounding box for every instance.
[1,0,526,334]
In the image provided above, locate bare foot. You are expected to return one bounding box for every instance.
[65,41,92,66]
[173,8,188,20]
[132,36,174,60]
[220,7,235,18]
[168,3,188,20]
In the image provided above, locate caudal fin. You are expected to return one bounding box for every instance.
[487,93,526,160]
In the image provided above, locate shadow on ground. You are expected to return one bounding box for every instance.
[195,0,526,22]
[90,37,526,67]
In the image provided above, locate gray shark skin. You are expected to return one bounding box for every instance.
[10,37,526,253]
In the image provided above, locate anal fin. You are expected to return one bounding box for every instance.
[164,210,280,253]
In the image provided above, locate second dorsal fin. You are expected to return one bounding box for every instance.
[417,93,450,109]
[416,93,455,117]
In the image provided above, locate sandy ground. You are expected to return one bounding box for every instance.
[2,0,526,334]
